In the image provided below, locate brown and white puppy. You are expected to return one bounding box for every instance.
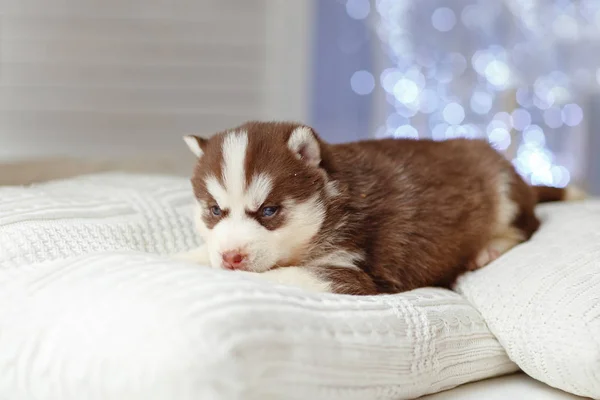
[176,121,585,295]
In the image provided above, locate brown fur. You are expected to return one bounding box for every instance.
[189,121,576,295]
[313,136,518,293]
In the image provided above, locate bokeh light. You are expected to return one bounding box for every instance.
[419,89,440,114]
[394,125,419,139]
[371,0,595,187]
[443,103,465,125]
[561,103,583,126]
[523,125,546,147]
[345,0,370,20]
[511,108,531,131]
[543,107,563,129]
[350,70,375,95]
[489,127,512,151]
[431,7,456,32]
[393,78,420,103]
[470,91,494,114]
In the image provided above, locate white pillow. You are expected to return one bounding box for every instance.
[0,173,200,267]
[456,200,600,398]
[0,173,516,400]
[0,253,516,400]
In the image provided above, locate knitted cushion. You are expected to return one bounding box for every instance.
[456,200,600,398]
[0,173,199,267]
[0,173,515,400]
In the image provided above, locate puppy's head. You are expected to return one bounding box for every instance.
[184,121,328,272]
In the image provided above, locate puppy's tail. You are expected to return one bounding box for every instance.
[533,185,587,204]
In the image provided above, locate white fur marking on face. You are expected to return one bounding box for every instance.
[256,266,332,293]
[183,135,203,158]
[205,175,228,208]
[287,126,321,167]
[246,173,272,211]
[206,132,273,212]
[222,131,249,207]
[309,250,362,270]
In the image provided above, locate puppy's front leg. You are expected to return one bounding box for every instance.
[256,266,378,295]
[173,244,211,266]
[255,266,332,293]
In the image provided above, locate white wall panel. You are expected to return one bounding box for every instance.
[0,0,312,160]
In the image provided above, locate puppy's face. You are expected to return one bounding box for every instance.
[184,121,327,272]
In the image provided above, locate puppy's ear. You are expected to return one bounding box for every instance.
[287,126,321,167]
[183,135,207,158]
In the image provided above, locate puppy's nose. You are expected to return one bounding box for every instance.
[222,251,246,270]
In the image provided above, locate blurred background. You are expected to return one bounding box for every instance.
[0,0,598,194]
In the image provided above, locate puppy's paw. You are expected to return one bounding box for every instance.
[468,247,501,271]
[253,266,332,293]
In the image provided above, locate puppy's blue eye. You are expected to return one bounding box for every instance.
[210,206,222,216]
[261,206,279,217]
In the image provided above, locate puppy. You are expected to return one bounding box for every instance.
[176,121,585,295]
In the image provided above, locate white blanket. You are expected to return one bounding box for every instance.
[0,173,597,400]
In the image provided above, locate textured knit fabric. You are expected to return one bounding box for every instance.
[0,173,516,400]
[456,201,600,399]
[0,173,200,267]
